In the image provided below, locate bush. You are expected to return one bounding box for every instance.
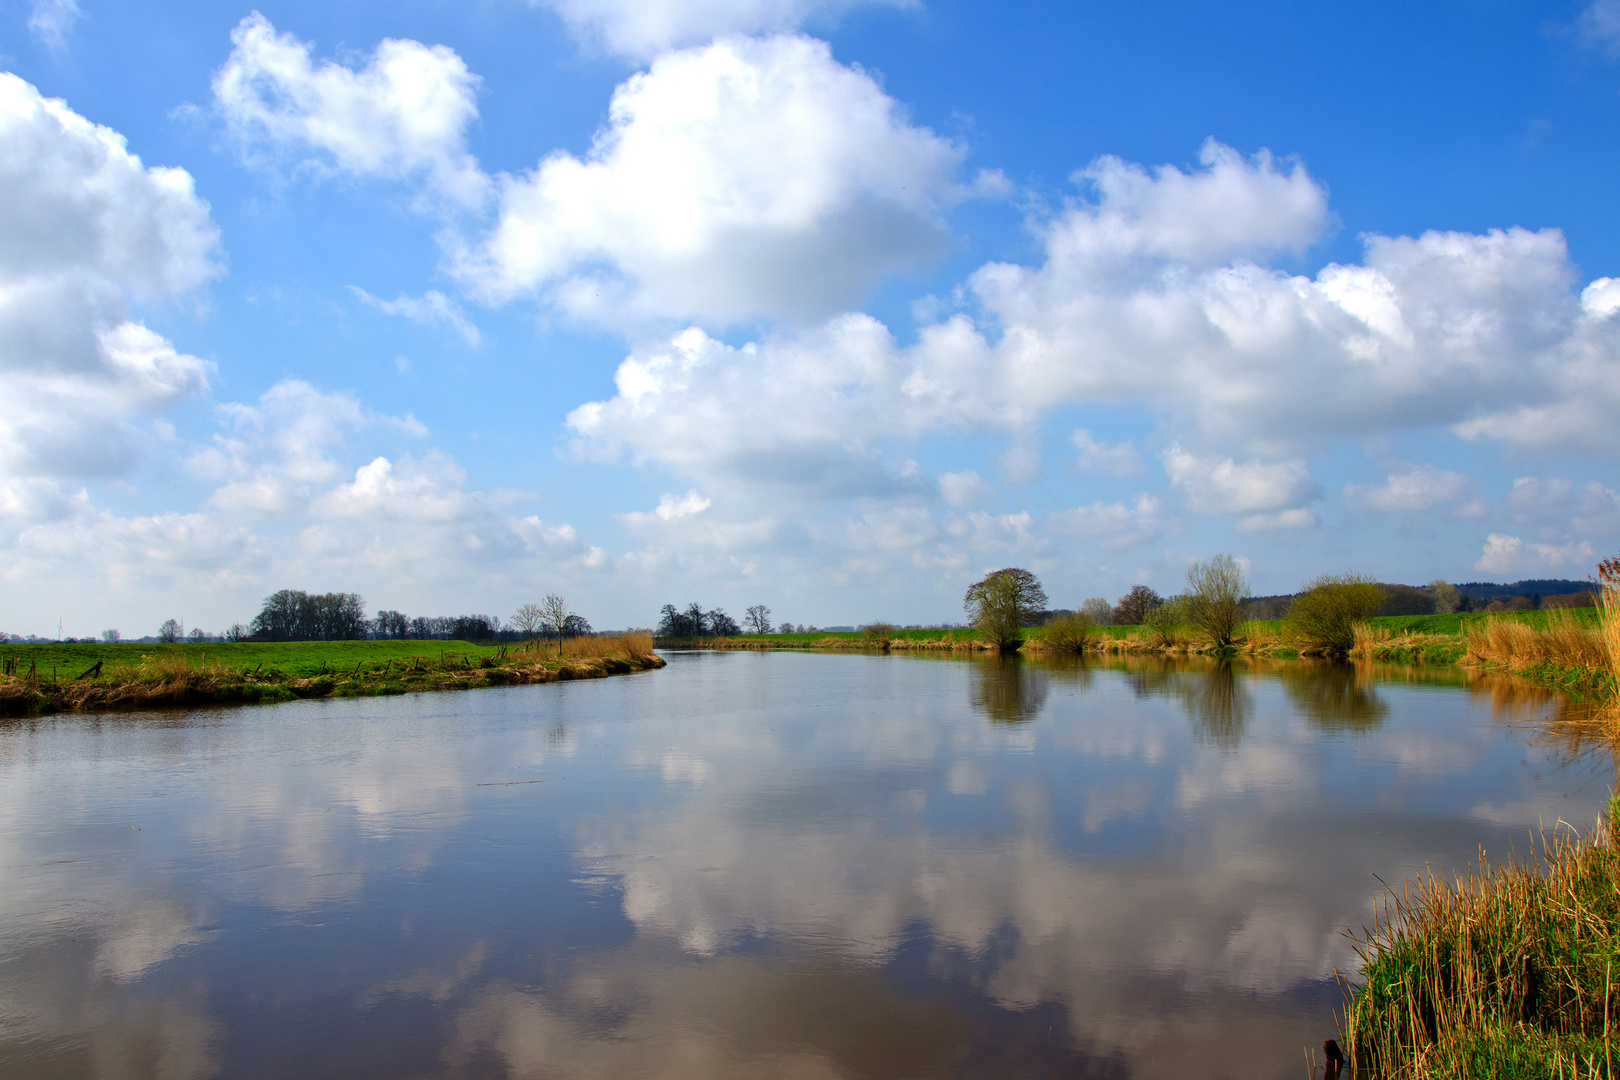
[862,622,896,648]
[1142,597,1186,647]
[1286,574,1386,655]
[1040,613,1092,652]
[1184,555,1249,647]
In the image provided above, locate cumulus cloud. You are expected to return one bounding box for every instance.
[0,73,219,483]
[1160,446,1320,517]
[535,0,915,57]
[457,35,966,325]
[1071,428,1141,475]
[1048,494,1167,549]
[350,287,481,346]
[1502,477,1620,535]
[938,469,990,507]
[194,379,424,516]
[1343,464,1470,513]
[1475,533,1595,575]
[565,140,1620,521]
[213,13,487,208]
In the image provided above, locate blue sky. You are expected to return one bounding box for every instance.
[3,0,1620,636]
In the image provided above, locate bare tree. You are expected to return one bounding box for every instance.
[101,629,120,643]
[744,604,773,635]
[158,619,181,643]
[512,603,546,640]
[541,594,572,656]
[187,627,206,643]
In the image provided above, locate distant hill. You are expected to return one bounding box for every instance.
[1451,580,1588,602]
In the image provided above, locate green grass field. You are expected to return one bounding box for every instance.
[0,639,509,680]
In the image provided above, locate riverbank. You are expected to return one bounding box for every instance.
[0,635,664,716]
[659,608,1615,696]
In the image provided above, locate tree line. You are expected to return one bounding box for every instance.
[181,589,600,643]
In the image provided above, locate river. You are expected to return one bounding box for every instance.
[0,650,1611,1079]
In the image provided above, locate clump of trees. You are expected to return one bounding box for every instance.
[1285,574,1387,655]
[964,568,1048,652]
[1112,585,1163,625]
[657,603,740,638]
[251,590,369,641]
[1184,555,1249,648]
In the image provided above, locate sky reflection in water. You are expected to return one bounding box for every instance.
[0,652,1611,1079]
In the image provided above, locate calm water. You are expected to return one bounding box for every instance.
[0,651,1611,1080]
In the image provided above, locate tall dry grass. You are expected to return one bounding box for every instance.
[559,631,655,661]
[1464,611,1609,677]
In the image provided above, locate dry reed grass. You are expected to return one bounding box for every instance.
[1463,611,1610,677]
[557,631,656,661]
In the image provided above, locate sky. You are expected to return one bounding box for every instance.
[3,0,1620,637]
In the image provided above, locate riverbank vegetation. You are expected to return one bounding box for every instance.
[1342,804,1620,1078]
[0,633,662,717]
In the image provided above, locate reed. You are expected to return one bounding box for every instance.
[1463,611,1610,677]
[558,631,656,661]
[1343,808,1620,1078]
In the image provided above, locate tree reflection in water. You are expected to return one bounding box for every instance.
[1275,662,1390,732]
[1122,659,1252,749]
[969,655,1050,724]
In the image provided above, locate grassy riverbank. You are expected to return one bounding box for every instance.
[660,608,1613,691]
[0,634,663,716]
[1343,803,1620,1078]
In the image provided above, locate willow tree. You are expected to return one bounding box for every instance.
[1184,555,1250,648]
[964,568,1048,652]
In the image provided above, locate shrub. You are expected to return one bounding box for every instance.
[862,622,896,648]
[1040,613,1092,653]
[1142,596,1186,647]
[1184,555,1249,648]
[1285,574,1387,655]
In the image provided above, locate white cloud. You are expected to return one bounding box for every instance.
[350,287,481,346]
[944,510,1032,551]
[213,13,488,208]
[1582,276,1620,318]
[0,73,220,483]
[840,506,938,549]
[1475,533,1596,575]
[28,0,82,51]
[1502,477,1620,535]
[938,469,990,507]
[619,489,713,529]
[315,453,472,522]
[1343,464,1470,513]
[535,0,914,57]
[1048,493,1166,549]
[1160,446,1320,516]
[564,140,1620,517]
[458,35,966,325]
[1071,428,1141,475]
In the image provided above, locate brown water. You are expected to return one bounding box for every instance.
[0,651,1610,1080]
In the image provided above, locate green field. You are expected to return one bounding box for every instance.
[0,638,662,716]
[0,639,509,680]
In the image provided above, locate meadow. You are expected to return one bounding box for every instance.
[0,634,662,716]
